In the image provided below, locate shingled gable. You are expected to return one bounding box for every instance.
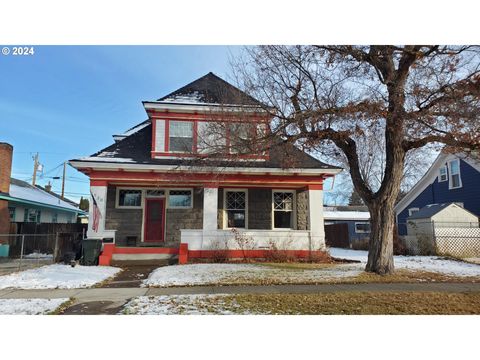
[156,72,265,106]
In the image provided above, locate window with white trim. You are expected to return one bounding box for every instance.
[273,191,294,229]
[24,209,41,223]
[355,222,370,233]
[408,208,420,217]
[169,121,193,152]
[225,190,247,228]
[448,159,462,189]
[229,123,253,154]
[118,189,142,207]
[168,190,192,208]
[438,165,447,182]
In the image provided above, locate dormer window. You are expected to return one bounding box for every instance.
[169,121,193,153]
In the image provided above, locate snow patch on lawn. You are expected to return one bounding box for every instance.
[0,298,69,315]
[0,264,121,289]
[144,263,362,287]
[329,247,480,277]
[122,295,242,315]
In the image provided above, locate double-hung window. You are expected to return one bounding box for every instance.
[225,190,247,228]
[169,121,193,152]
[448,159,462,189]
[273,191,294,229]
[229,123,253,154]
[24,209,41,223]
[438,165,447,182]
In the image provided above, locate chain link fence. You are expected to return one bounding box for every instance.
[397,221,480,259]
[0,231,85,272]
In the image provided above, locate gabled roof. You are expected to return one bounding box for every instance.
[156,72,265,107]
[35,184,79,208]
[408,202,477,220]
[71,122,342,171]
[395,151,480,216]
[0,178,82,213]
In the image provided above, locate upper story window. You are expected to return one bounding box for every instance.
[448,159,462,189]
[169,121,193,152]
[438,165,447,182]
[228,123,254,154]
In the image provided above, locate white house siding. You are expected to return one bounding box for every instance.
[9,204,77,224]
[154,119,165,152]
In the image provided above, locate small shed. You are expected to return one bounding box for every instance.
[405,203,480,256]
[324,207,371,248]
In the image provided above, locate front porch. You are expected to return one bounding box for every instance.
[88,181,327,265]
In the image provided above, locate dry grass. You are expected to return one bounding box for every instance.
[222,292,480,315]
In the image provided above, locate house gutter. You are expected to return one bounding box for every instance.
[0,194,85,215]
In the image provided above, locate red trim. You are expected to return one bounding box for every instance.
[179,243,189,264]
[90,180,108,186]
[164,119,170,152]
[143,198,166,242]
[89,170,324,186]
[147,110,271,123]
[151,119,156,158]
[306,184,323,190]
[151,151,269,160]
[192,121,198,153]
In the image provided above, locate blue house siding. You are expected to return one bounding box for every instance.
[397,159,480,235]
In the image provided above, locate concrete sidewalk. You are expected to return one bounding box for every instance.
[1,282,479,302]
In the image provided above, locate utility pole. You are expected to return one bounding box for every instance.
[61,161,66,199]
[32,153,39,186]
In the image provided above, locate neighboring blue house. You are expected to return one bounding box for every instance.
[395,151,480,235]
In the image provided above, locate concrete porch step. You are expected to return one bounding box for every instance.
[110,257,177,267]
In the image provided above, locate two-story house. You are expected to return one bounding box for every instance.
[69,72,342,265]
[395,150,480,235]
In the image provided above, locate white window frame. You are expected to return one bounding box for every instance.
[116,187,144,209]
[448,159,462,189]
[223,188,248,229]
[355,222,371,233]
[272,190,296,230]
[167,188,194,209]
[438,165,448,182]
[168,120,194,153]
[408,207,420,217]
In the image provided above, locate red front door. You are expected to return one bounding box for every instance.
[144,198,165,242]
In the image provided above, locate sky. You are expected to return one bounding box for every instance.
[0,46,241,202]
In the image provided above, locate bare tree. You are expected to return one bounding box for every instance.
[231,45,480,274]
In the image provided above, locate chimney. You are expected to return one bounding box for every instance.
[0,142,13,236]
[45,182,52,192]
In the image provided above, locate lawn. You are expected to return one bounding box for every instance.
[143,248,480,287]
[121,292,480,315]
[0,264,122,289]
[0,298,71,315]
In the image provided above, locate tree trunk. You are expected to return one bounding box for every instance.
[365,199,397,274]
